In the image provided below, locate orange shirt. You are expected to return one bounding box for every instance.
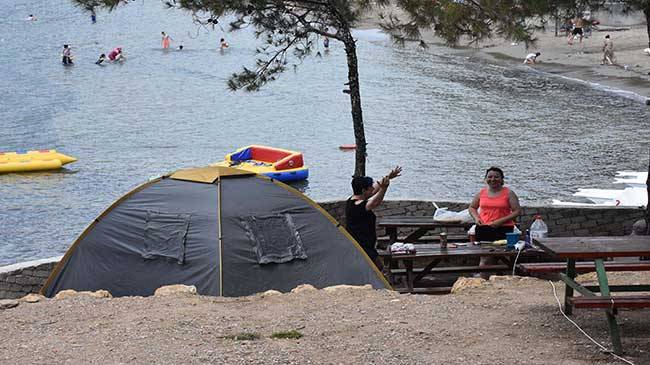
[478,187,514,226]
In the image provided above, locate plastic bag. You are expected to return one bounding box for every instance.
[390,242,416,254]
[433,207,473,223]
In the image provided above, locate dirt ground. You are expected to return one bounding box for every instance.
[1,273,648,364]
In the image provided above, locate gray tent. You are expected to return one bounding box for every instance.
[41,166,389,297]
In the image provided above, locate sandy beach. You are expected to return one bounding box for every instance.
[1,273,648,364]
[358,12,650,104]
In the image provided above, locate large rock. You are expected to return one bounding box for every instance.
[323,284,373,293]
[154,284,197,297]
[291,284,317,293]
[451,277,487,294]
[0,299,19,310]
[54,289,113,300]
[259,290,282,297]
[19,294,46,303]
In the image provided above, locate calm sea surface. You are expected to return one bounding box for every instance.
[1,0,648,265]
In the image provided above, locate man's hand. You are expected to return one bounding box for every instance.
[387,166,402,180]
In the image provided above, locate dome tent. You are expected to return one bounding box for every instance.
[41,166,389,297]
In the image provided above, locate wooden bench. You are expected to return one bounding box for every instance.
[518,262,650,274]
[377,234,469,243]
[390,264,509,276]
[569,295,650,309]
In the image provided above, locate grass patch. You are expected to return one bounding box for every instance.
[271,330,303,339]
[222,332,261,341]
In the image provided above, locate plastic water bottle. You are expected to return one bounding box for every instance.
[529,215,548,240]
[524,229,531,248]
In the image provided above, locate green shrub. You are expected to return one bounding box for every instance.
[271,330,303,339]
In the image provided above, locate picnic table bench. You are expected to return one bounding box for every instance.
[379,243,544,294]
[535,236,650,355]
[518,261,650,274]
[377,216,473,245]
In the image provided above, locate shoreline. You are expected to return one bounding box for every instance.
[355,14,650,105]
[473,48,650,105]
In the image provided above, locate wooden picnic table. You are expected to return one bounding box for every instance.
[535,236,650,355]
[377,216,474,245]
[378,243,544,294]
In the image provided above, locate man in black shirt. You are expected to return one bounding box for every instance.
[345,166,402,269]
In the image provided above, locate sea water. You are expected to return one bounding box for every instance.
[0,0,648,264]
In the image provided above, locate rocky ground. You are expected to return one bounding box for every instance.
[1,273,649,364]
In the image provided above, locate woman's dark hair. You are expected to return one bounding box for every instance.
[351,176,374,194]
[484,166,504,179]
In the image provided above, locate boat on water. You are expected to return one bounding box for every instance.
[552,171,647,207]
[212,145,308,183]
[0,150,77,173]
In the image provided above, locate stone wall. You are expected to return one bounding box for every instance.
[0,257,61,299]
[320,199,645,238]
[0,200,645,299]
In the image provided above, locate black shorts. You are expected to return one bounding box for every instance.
[476,225,514,242]
[572,27,583,36]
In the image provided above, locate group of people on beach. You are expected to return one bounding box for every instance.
[345,165,520,273]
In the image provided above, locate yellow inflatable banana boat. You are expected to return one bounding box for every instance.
[0,150,77,173]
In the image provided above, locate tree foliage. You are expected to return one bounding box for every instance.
[382,0,650,49]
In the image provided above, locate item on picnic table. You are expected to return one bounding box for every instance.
[432,202,473,223]
[468,224,476,243]
[439,232,448,249]
[390,242,416,254]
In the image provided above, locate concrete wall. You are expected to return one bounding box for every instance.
[0,200,645,299]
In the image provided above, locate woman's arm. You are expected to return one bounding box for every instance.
[489,190,521,227]
[366,176,389,211]
[468,193,483,225]
[366,166,401,211]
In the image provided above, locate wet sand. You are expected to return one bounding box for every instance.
[357,11,650,104]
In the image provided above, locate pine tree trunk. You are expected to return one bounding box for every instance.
[342,29,366,177]
[645,8,650,49]
[646,148,650,234]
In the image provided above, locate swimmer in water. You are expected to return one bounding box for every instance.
[95,53,106,65]
[107,47,125,62]
[161,32,172,49]
[219,38,229,50]
[62,45,73,65]
[27,14,37,21]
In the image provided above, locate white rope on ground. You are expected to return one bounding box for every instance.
[511,248,522,276]
[549,281,635,365]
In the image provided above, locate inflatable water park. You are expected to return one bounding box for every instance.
[0,150,77,173]
[212,145,308,182]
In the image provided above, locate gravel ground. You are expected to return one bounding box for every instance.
[1,273,649,365]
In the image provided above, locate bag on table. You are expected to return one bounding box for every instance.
[432,203,473,223]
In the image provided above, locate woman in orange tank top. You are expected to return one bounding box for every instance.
[468,166,521,242]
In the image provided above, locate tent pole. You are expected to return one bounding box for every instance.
[217,177,224,296]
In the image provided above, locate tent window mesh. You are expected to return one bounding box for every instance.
[142,211,191,264]
[242,214,307,264]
